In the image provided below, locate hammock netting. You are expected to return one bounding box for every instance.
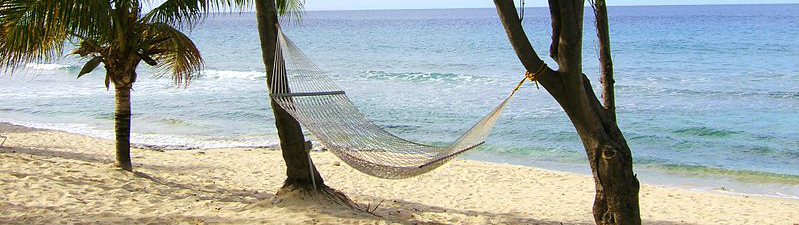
[269,29,513,179]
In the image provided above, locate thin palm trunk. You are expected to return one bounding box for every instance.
[113,73,133,171]
[254,0,324,191]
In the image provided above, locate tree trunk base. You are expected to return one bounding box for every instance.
[273,183,359,210]
[115,162,133,172]
[243,184,386,221]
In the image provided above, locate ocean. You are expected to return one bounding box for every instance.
[1,4,797,197]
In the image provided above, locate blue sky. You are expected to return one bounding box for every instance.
[303,0,799,10]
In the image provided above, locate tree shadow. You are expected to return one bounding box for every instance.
[362,197,575,225]
[361,196,696,224]
[0,145,223,171]
[1,146,114,164]
[0,203,263,225]
[0,122,40,133]
[0,146,696,224]
[0,128,693,224]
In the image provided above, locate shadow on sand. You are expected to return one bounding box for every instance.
[0,129,689,224]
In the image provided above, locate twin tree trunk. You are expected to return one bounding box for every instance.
[493,0,640,224]
[254,0,325,192]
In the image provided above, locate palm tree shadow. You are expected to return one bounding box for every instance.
[0,145,222,171]
[125,170,413,223]
[1,142,691,224]
[1,145,263,199]
[0,203,265,224]
[132,170,278,204]
[365,197,569,225]
[356,197,695,225]
[1,146,115,164]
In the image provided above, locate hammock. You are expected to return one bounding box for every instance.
[269,28,525,179]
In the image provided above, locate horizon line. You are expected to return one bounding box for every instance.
[301,2,798,12]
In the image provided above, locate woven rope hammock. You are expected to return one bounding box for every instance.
[269,28,536,179]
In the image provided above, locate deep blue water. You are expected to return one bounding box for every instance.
[1,4,798,197]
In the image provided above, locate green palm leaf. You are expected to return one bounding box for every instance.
[141,22,203,87]
[0,0,114,69]
[275,0,305,22]
[143,0,250,28]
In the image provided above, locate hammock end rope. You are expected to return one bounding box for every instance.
[511,62,547,96]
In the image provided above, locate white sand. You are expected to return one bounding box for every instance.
[1,122,797,224]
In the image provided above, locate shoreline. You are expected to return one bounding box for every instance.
[470,150,799,200]
[4,118,799,200]
[2,122,798,224]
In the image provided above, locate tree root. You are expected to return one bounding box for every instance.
[273,183,384,218]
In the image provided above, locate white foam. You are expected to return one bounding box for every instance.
[25,63,73,71]
[0,117,279,149]
[201,70,264,80]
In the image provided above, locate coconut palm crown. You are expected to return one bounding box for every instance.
[0,0,242,171]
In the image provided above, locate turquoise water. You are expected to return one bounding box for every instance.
[1,4,798,197]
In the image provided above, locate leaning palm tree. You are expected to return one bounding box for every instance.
[253,0,320,194]
[213,0,351,200]
[0,0,228,171]
[250,0,350,198]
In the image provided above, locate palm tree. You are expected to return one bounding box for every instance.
[244,0,354,200]
[251,0,329,195]
[0,0,226,171]
[210,0,348,199]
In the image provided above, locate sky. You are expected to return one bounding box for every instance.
[303,0,799,10]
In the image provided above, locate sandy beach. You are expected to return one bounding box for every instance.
[0,122,797,224]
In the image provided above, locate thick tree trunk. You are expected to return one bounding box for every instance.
[492,1,640,224]
[253,0,325,191]
[113,75,133,172]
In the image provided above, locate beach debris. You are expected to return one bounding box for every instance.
[132,144,198,151]
[0,134,6,147]
[333,161,341,166]
[363,200,384,214]
[712,186,730,191]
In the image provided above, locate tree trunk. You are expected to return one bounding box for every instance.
[253,0,325,192]
[113,75,133,172]
[592,0,615,123]
[492,1,640,224]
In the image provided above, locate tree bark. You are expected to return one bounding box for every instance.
[591,0,616,122]
[253,0,325,191]
[113,75,133,172]
[107,51,139,172]
[493,1,640,224]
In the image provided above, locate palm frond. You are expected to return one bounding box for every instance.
[276,0,305,23]
[77,56,103,78]
[0,0,114,70]
[142,0,250,29]
[140,22,203,87]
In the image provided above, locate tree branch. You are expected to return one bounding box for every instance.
[591,0,616,122]
[553,0,584,75]
[492,0,547,72]
[547,0,560,60]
